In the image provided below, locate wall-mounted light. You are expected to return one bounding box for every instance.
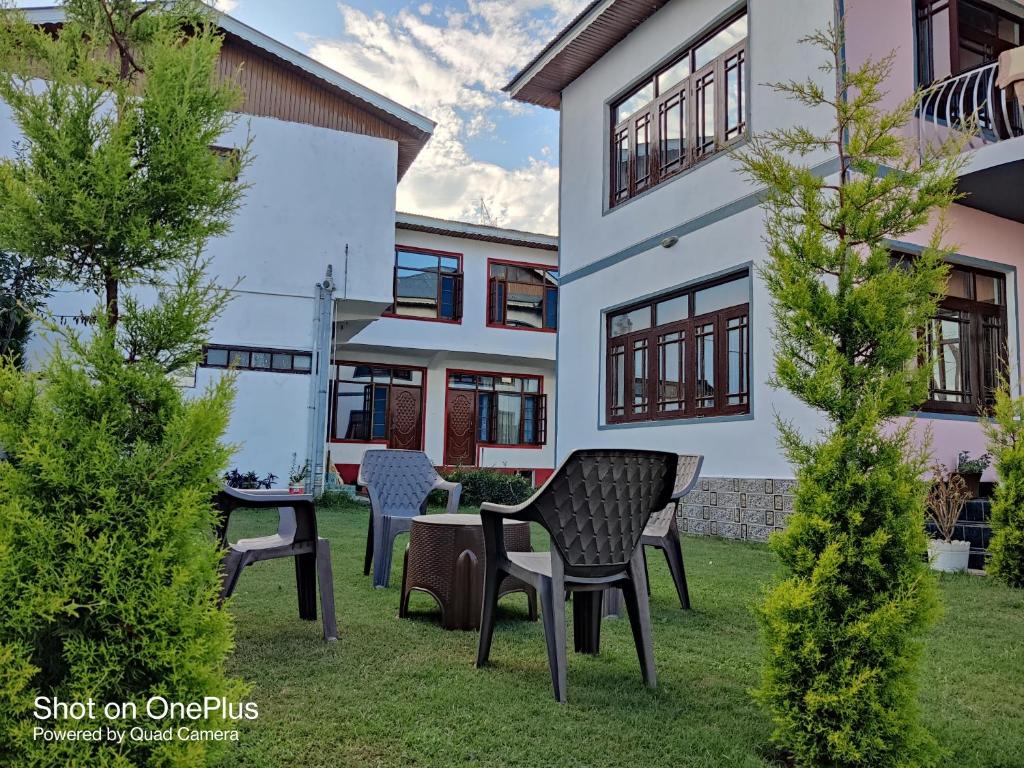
[660,236,679,248]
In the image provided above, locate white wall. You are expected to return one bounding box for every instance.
[555,0,835,477]
[349,229,558,361]
[8,108,402,482]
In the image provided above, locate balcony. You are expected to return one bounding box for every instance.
[918,62,1024,223]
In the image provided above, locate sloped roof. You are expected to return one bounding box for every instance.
[396,212,558,251]
[504,0,671,109]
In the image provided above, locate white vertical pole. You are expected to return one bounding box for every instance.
[306,265,336,496]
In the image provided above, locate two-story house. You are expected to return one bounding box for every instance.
[506,0,1024,543]
[326,213,558,486]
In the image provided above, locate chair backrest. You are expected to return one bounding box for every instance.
[358,449,439,514]
[529,449,678,577]
[212,486,314,547]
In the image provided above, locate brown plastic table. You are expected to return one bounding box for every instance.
[399,513,537,630]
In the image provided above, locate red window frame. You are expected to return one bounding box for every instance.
[328,360,428,446]
[444,368,548,451]
[486,258,559,333]
[384,245,465,324]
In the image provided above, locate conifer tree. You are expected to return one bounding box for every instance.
[0,2,249,764]
[984,385,1024,587]
[736,20,968,768]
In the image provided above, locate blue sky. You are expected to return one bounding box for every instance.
[212,0,585,233]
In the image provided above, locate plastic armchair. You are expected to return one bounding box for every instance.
[475,448,678,703]
[358,449,462,588]
[213,486,338,642]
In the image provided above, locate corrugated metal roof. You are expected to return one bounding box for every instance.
[395,212,559,251]
[505,0,671,109]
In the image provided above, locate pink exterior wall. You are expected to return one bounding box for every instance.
[843,0,916,114]
[896,205,1024,480]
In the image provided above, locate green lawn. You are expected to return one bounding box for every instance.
[219,502,1024,768]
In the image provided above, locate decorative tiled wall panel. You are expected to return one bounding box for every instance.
[678,477,796,542]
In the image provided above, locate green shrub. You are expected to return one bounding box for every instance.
[0,326,245,766]
[430,468,535,508]
[984,386,1024,587]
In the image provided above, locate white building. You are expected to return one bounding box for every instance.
[328,213,558,486]
[13,7,558,489]
[506,0,1024,542]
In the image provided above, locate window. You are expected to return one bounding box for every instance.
[610,11,747,207]
[917,0,1023,84]
[488,261,559,330]
[390,248,463,321]
[920,264,1007,414]
[202,344,312,374]
[447,373,547,446]
[331,364,424,442]
[606,271,750,422]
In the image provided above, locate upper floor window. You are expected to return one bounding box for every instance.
[920,264,1007,414]
[203,344,312,374]
[390,247,463,322]
[488,261,559,331]
[606,270,750,423]
[916,0,1022,84]
[610,11,747,207]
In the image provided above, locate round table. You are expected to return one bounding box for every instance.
[399,513,537,630]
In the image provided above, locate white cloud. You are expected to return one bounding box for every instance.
[213,0,239,13]
[306,1,585,235]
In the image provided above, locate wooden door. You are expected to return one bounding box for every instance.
[388,386,423,451]
[444,389,477,467]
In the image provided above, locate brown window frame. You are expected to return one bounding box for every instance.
[916,0,1024,85]
[605,271,751,424]
[919,263,1008,415]
[385,246,464,323]
[609,11,748,208]
[202,344,312,374]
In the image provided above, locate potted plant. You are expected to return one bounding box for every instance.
[926,464,972,573]
[956,450,991,499]
[288,454,309,495]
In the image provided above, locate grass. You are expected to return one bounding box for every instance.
[220,500,1024,768]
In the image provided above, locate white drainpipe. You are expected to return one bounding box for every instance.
[306,265,336,496]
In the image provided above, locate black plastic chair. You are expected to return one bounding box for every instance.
[475,448,678,703]
[214,486,338,642]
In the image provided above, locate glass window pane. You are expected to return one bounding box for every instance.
[615,129,629,199]
[495,376,520,392]
[610,306,651,336]
[657,58,691,93]
[371,386,388,439]
[659,95,685,171]
[335,381,371,440]
[975,273,1004,304]
[478,393,493,442]
[983,316,1006,405]
[205,347,228,366]
[250,351,271,368]
[928,310,971,403]
[656,294,689,325]
[496,394,522,444]
[616,82,654,123]
[946,268,972,298]
[489,264,507,279]
[727,315,748,405]
[523,396,537,444]
[632,338,649,414]
[395,267,440,318]
[694,14,747,69]
[272,353,292,370]
[523,378,540,393]
[228,350,250,368]
[544,287,558,329]
[695,275,750,315]
[658,331,685,412]
[448,373,478,389]
[505,278,544,329]
[696,323,715,409]
[293,355,312,371]
[439,274,458,319]
[635,114,651,188]
[396,250,440,271]
[610,346,626,416]
[439,256,460,273]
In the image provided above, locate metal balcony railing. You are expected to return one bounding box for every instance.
[918,62,1024,152]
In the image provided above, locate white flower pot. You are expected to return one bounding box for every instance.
[928,539,970,573]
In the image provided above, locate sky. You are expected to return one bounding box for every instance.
[210,0,587,234]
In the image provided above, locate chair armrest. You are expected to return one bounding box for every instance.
[433,479,462,514]
[221,486,313,508]
[479,501,527,516]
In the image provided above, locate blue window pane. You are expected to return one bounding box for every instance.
[478,394,492,442]
[372,386,388,439]
[523,397,536,444]
[440,274,456,319]
[544,287,558,329]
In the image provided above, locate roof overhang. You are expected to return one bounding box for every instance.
[504,0,671,109]
[19,5,435,178]
[395,212,558,251]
